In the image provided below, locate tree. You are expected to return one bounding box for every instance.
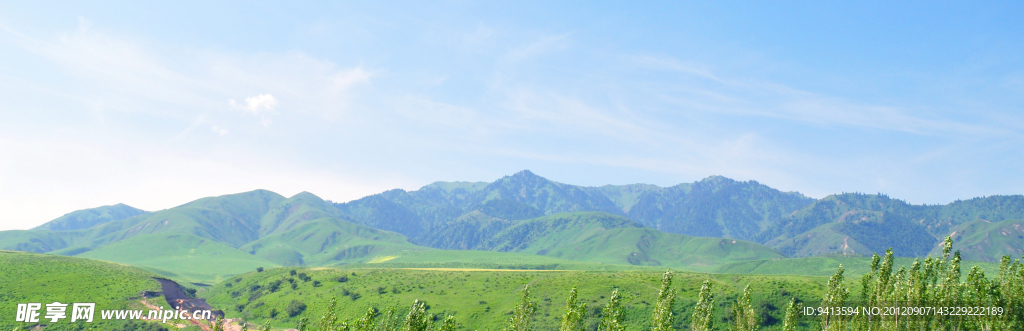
[599,289,626,331]
[652,271,677,331]
[781,298,800,331]
[211,316,224,331]
[820,264,849,331]
[352,308,377,331]
[505,284,536,331]
[559,286,587,331]
[402,300,431,331]
[376,306,399,331]
[317,297,344,331]
[436,315,458,331]
[690,279,715,331]
[287,300,308,317]
[731,285,758,331]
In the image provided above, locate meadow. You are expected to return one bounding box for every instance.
[0,250,167,330]
[205,266,828,330]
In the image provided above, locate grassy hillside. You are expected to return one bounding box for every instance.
[768,222,872,257]
[204,266,828,330]
[79,233,279,284]
[241,217,427,267]
[337,249,662,271]
[414,211,514,249]
[0,250,170,330]
[0,190,428,284]
[931,218,1024,262]
[762,193,1024,259]
[479,212,784,271]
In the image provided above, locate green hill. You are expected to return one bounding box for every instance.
[335,171,816,247]
[475,212,784,271]
[0,250,171,330]
[762,193,1024,258]
[0,187,786,284]
[0,190,424,284]
[332,171,1024,261]
[78,233,279,284]
[341,249,651,270]
[623,176,814,241]
[930,218,1024,262]
[33,203,149,232]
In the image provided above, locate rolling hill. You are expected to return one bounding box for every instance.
[473,212,784,270]
[0,250,171,330]
[932,218,1024,262]
[33,203,149,231]
[1,185,788,283]
[4,169,1023,287]
[0,190,427,283]
[762,193,1024,257]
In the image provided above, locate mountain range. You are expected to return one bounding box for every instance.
[2,170,1022,283]
[334,170,1024,260]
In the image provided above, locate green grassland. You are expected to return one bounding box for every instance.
[0,250,169,330]
[714,255,1004,278]
[206,266,829,330]
[78,233,280,284]
[339,249,664,271]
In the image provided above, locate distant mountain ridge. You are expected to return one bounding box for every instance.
[764,193,1024,258]
[0,177,794,280]
[3,169,1021,279]
[334,170,815,246]
[334,170,1024,260]
[0,190,425,282]
[33,203,148,231]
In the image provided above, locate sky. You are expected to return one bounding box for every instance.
[1,1,1022,230]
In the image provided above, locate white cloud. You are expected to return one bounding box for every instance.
[0,21,382,230]
[230,94,278,115]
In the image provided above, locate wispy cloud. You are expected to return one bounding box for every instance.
[230,94,278,115]
[634,55,724,83]
[2,22,372,123]
[636,54,1004,136]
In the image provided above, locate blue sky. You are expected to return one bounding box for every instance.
[1,1,1022,230]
